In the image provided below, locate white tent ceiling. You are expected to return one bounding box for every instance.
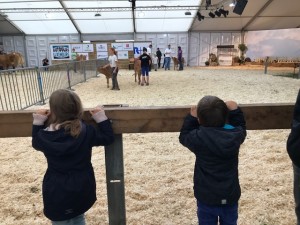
[0,0,299,35]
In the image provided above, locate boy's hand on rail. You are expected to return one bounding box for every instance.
[225,101,238,111]
[190,105,197,118]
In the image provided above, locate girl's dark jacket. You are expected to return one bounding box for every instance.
[179,108,246,206]
[287,89,300,168]
[32,120,114,221]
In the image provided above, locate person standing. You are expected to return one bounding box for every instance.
[32,89,114,225]
[179,96,247,225]
[152,54,158,71]
[164,44,172,70]
[71,48,78,73]
[287,89,300,225]
[139,47,151,86]
[107,47,120,90]
[42,57,49,71]
[147,44,153,72]
[178,46,183,71]
[156,48,162,68]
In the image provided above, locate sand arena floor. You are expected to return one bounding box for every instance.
[0,66,299,225]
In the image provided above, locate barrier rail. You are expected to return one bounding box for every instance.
[0,59,107,110]
[0,104,295,225]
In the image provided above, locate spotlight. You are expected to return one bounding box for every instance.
[197,11,205,21]
[215,9,221,17]
[229,0,236,7]
[219,8,229,17]
[94,13,101,17]
[208,11,215,18]
[185,11,192,16]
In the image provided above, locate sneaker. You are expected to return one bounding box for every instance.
[141,83,144,86]
[146,83,149,86]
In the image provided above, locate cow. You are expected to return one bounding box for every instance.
[0,52,25,70]
[133,58,141,84]
[75,54,87,73]
[9,52,25,69]
[172,57,185,70]
[97,64,112,88]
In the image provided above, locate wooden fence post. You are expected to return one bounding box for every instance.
[104,134,126,225]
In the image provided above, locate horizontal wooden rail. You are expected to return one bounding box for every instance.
[0,104,294,138]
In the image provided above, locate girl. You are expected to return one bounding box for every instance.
[32,89,114,225]
[107,47,120,90]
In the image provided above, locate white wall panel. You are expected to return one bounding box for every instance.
[135,33,145,42]
[59,36,70,43]
[189,33,199,66]
[221,33,232,45]
[26,36,38,67]
[70,35,80,43]
[48,36,59,43]
[156,34,168,50]
[199,33,210,66]
[210,33,221,55]
[3,36,14,52]
[37,36,49,66]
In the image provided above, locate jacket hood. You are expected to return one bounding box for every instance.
[195,126,243,158]
[37,123,87,157]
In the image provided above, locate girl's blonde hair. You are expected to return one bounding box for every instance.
[49,89,83,138]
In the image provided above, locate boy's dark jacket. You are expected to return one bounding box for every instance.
[287,89,300,167]
[32,120,114,221]
[179,108,246,206]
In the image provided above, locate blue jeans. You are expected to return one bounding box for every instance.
[294,164,300,225]
[52,214,86,225]
[197,201,238,225]
[165,57,171,70]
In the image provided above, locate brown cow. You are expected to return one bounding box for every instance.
[172,57,185,70]
[133,58,141,84]
[97,65,112,88]
[75,54,87,73]
[0,52,25,70]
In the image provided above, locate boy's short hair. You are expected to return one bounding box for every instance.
[197,96,228,127]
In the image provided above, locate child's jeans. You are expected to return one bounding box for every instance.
[293,164,300,225]
[197,201,238,225]
[52,214,86,225]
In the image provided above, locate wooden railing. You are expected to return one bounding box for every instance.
[0,104,295,225]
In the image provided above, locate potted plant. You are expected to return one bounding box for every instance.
[238,43,248,64]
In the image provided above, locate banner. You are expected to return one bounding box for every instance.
[71,44,83,52]
[133,42,151,58]
[96,43,108,52]
[82,44,94,52]
[117,51,129,59]
[50,44,71,60]
[97,51,109,59]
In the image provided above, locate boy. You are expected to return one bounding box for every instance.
[138,47,151,86]
[287,89,300,225]
[179,95,247,225]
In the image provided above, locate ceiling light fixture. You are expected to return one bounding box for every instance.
[229,0,236,7]
[185,11,191,15]
[197,11,204,21]
[95,13,101,17]
[138,11,145,17]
